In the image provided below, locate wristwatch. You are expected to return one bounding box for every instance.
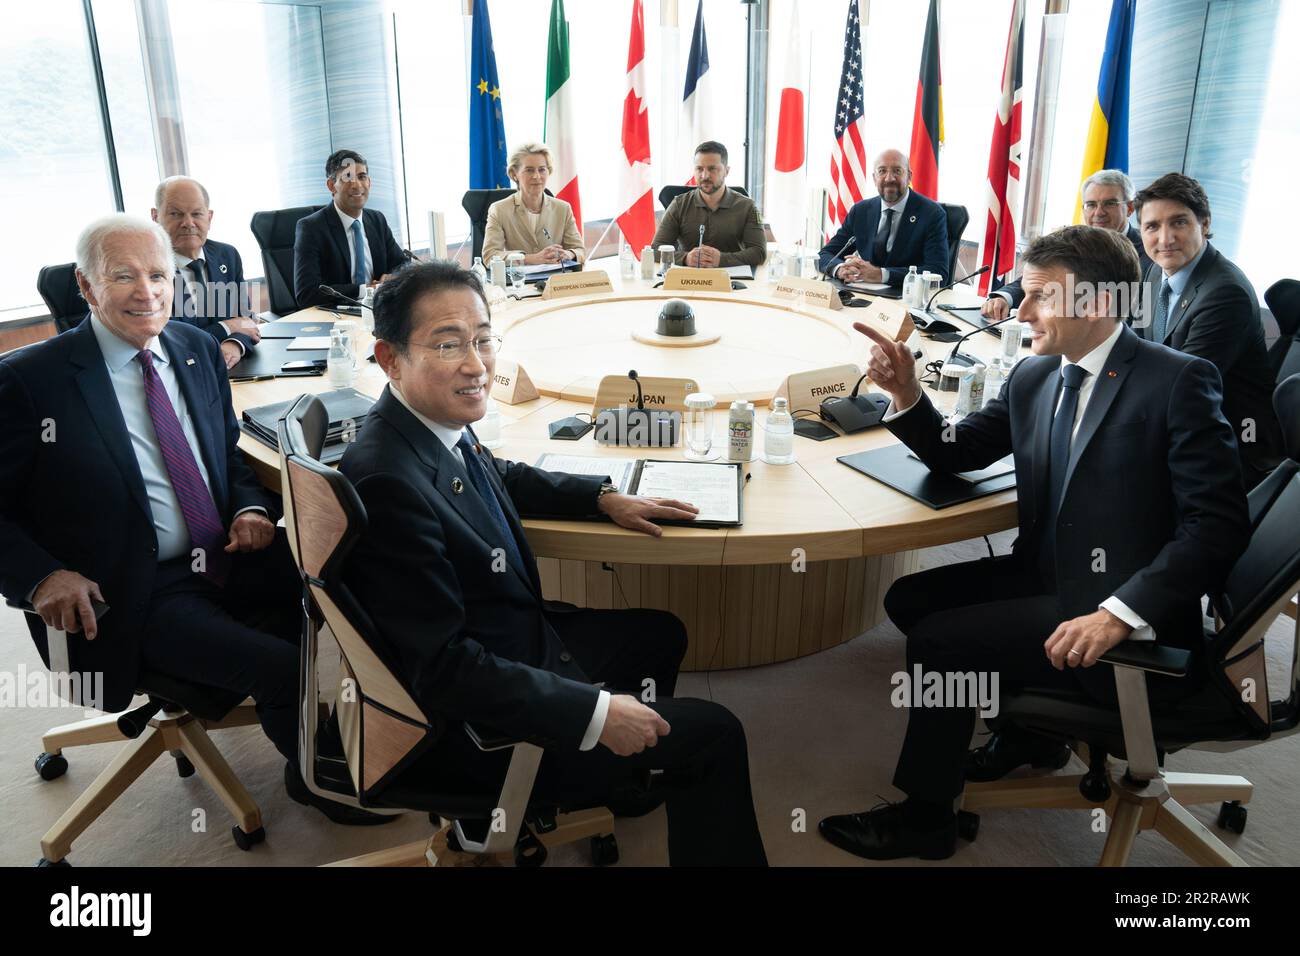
[596,481,618,507]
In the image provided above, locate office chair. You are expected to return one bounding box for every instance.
[250,205,322,316]
[958,375,1300,866]
[938,203,969,283]
[460,188,518,262]
[37,263,88,334]
[657,184,748,212]
[276,394,619,867]
[9,601,266,866]
[1264,279,1300,385]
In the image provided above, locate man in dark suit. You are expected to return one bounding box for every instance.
[339,261,768,865]
[293,149,407,309]
[0,216,383,825]
[818,226,1248,860]
[982,169,1152,320]
[818,147,950,288]
[151,176,262,370]
[1133,172,1282,488]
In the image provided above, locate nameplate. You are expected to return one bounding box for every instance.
[489,358,539,405]
[775,364,863,411]
[771,276,842,310]
[540,269,613,299]
[592,374,699,415]
[663,267,731,293]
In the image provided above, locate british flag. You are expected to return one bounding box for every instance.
[826,0,867,238]
[978,0,1025,296]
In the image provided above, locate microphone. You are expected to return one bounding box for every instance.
[823,234,857,277]
[629,369,645,409]
[317,285,366,308]
[925,264,992,311]
[944,313,1018,369]
[594,369,680,447]
[697,224,705,266]
[819,368,890,433]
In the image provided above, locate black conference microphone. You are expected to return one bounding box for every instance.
[595,369,680,447]
[925,264,992,310]
[819,367,891,434]
[823,234,857,277]
[629,368,646,409]
[944,313,1018,368]
[910,264,993,334]
[317,284,367,308]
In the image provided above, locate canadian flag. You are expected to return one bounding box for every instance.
[767,1,806,245]
[616,0,654,253]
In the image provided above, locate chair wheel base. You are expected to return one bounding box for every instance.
[1217,800,1247,834]
[172,751,195,778]
[37,857,70,867]
[957,810,980,842]
[232,825,266,850]
[591,833,619,866]
[514,830,548,868]
[35,752,68,781]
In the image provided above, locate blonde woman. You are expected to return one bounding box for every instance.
[481,143,585,265]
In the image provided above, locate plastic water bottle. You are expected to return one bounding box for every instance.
[489,256,506,288]
[902,265,920,308]
[620,240,637,280]
[999,319,1025,365]
[327,328,355,389]
[727,401,755,462]
[476,396,503,449]
[640,245,655,280]
[983,359,1008,408]
[767,245,784,283]
[764,397,795,465]
[954,362,987,417]
[471,256,487,286]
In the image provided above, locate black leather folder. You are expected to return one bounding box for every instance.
[837,444,1017,509]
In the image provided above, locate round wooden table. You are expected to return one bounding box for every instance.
[235,262,1017,671]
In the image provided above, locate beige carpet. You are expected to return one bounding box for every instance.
[3,530,1297,867]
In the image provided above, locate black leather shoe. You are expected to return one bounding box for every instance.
[284,762,399,826]
[964,730,1071,783]
[818,802,957,861]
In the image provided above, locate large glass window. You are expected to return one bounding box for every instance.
[0,3,119,311]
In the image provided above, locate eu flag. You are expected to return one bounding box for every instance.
[470,0,508,189]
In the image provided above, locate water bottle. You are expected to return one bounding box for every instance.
[727,401,755,462]
[476,396,503,449]
[954,362,986,417]
[767,245,784,283]
[764,397,795,465]
[489,255,506,288]
[620,240,637,280]
[982,359,1008,408]
[902,265,920,308]
[327,328,355,389]
[471,256,487,286]
[639,245,655,279]
[999,319,1025,365]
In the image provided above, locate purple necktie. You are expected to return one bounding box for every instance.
[136,349,229,585]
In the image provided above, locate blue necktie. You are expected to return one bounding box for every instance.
[1153,280,1172,342]
[350,219,368,287]
[455,432,525,573]
[1040,363,1088,586]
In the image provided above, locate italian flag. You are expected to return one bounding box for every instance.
[544,0,582,234]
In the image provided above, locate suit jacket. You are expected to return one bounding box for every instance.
[293,204,406,308]
[996,225,1152,309]
[481,192,585,265]
[173,238,255,353]
[886,325,1248,646]
[338,387,608,750]
[818,190,950,288]
[1133,243,1282,483]
[0,319,274,711]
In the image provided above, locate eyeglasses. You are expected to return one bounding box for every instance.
[407,334,502,364]
[1082,199,1126,211]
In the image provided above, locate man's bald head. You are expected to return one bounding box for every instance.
[871,149,911,204]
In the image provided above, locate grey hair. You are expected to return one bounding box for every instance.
[75,214,173,284]
[1082,168,1136,202]
[153,175,211,211]
[507,142,553,181]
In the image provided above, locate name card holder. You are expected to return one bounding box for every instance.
[662,267,732,292]
[592,374,699,415]
[490,358,540,405]
[771,276,842,310]
[774,364,863,412]
[540,269,614,299]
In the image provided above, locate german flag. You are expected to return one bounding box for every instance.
[908,0,943,199]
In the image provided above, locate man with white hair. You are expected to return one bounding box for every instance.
[0,215,388,826]
[981,169,1153,320]
[151,176,262,370]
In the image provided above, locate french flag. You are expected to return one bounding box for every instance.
[680,0,712,185]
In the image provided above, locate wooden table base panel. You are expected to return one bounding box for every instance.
[536,551,920,671]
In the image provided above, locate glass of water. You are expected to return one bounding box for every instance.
[506,252,525,292]
[684,393,717,460]
[999,319,1025,365]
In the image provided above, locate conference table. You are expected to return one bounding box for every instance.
[233,260,1018,671]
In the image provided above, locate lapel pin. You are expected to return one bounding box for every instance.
[1107,370,1117,378]
[1180,299,1189,309]
[219,263,228,275]
[451,477,464,495]
[186,358,196,366]
[908,215,917,223]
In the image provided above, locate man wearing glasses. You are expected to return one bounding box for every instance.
[337,261,768,866]
[293,149,408,308]
[982,169,1152,321]
[818,147,950,289]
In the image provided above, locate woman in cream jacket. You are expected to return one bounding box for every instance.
[481,142,585,266]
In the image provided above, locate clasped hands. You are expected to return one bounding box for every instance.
[684,245,722,269]
[524,245,574,265]
[835,254,884,284]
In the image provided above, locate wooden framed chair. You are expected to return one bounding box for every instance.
[276,394,618,867]
[958,376,1300,866]
[10,601,266,866]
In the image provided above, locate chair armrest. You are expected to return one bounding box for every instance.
[1100,642,1191,677]
[462,721,523,752]
[5,598,35,613]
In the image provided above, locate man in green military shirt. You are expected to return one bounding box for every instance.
[651,141,768,270]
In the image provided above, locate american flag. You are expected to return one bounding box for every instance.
[827,0,867,237]
[978,0,1025,296]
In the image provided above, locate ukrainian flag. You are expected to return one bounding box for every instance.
[1075,0,1135,222]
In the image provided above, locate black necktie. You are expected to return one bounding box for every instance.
[455,432,525,573]
[190,258,207,318]
[872,208,895,265]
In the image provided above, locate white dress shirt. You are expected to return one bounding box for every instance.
[886,321,1155,640]
[334,204,373,283]
[388,384,610,749]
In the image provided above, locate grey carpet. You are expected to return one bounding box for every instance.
[3,531,1296,867]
